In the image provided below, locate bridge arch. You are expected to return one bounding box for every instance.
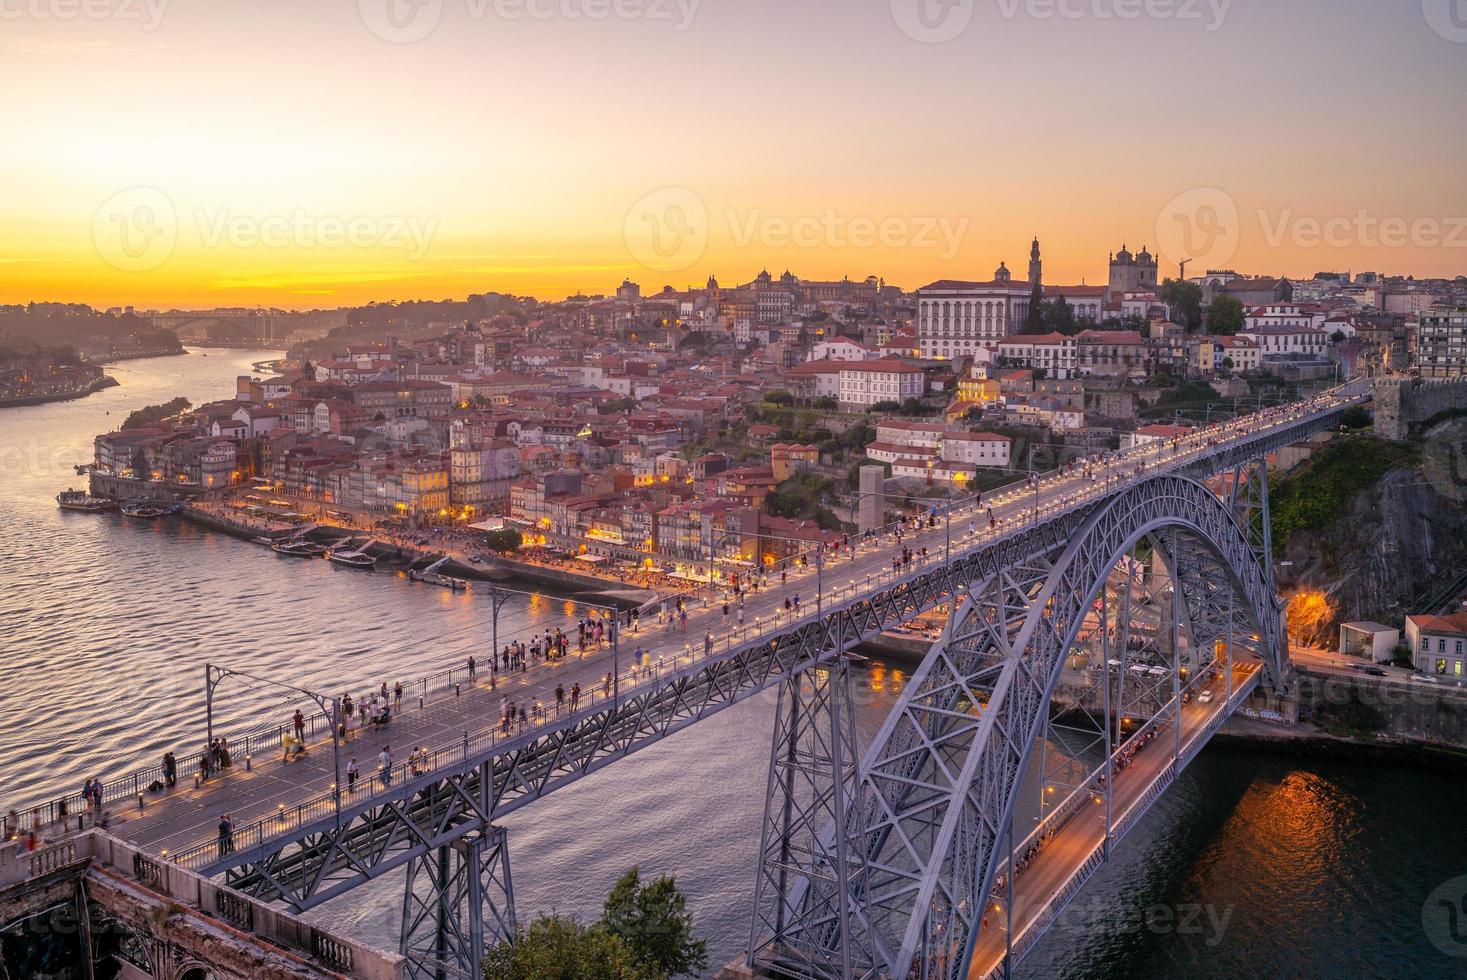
[831,475,1286,979]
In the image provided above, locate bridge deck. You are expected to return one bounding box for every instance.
[970,662,1263,979]
[35,385,1364,871]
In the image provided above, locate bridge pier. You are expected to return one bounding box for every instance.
[400,826,515,980]
[749,656,872,979]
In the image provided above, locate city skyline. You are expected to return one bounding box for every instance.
[4,0,1467,309]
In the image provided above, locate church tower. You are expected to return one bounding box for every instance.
[1028,237,1042,287]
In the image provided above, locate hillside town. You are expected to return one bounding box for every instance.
[86,245,1467,583]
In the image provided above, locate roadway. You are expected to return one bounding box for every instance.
[24,383,1365,868]
[967,660,1262,979]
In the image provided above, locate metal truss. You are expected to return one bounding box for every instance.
[400,827,514,980]
[750,656,873,979]
[769,475,1285,980]
[209,508,1092,910]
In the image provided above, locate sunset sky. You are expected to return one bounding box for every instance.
[3,0,1466,310]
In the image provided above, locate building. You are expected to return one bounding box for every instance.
[915,267,1034,360]
[1241,325,1330,358]
[1406,612,1467,678]
[996,333,1078,379]
[1416,308,1467,378]
[1212,334,1262,373]
[1075,330,1149,379]
[836,359,926,409]
[1338,621,1400,664]
[1108,245,1159,294]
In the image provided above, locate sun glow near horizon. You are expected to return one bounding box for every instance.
[3,0,1466,309]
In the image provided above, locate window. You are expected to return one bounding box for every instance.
[1436,658,1448,675]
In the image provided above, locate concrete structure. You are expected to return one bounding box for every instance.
[1338,621,1400,662]
[857,464,884,533]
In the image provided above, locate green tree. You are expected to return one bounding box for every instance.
[1025,281,1045,331]
[599,868,708,978]
[483,915,642,980]
[1205,295,1245,335]
[764,389,794,407]
[482,528,523,553]
[1159,278,1203,331]
[1042,296,1076,335]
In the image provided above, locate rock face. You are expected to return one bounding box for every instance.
[1277,459,1467,631]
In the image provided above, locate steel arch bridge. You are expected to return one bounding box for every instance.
[751,474,1286,979]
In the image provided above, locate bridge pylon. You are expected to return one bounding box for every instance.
[749,655,876,979]
[400,825,516,980]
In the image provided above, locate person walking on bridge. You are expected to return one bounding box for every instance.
[394,682,403,712]
[218,813,234,856]
[293,709,306,743]
[162,752,177,790]
[378,746,393,788]
[346,757,358,791]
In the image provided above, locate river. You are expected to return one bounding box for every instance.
[0,351,1458,978]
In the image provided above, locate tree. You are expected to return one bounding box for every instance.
[1025,281,1045,331]
[1205,295,1245,335]
[1042,296,1076,335]
[765,389,794,407]
[1159,278,1203,331]
[482,528,522,553]
[1340,405,1372,430]
[868,400,900,414]
[599,868,708,978]
[1330,329,1346,343]
[483,915,642,980]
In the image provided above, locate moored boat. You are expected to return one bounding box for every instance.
[273,540,326,558]
[57,490,116,513]
[328,538,378,569]
[120,501,175,518]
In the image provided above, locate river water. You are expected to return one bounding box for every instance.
[1,351,1459,978]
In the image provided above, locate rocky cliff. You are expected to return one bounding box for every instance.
[1273,426,1467,630]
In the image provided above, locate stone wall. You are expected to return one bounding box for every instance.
[1293,668,1467,747]
[1374,376,1467,440]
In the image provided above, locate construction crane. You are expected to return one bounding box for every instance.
[1179,258,1191,280]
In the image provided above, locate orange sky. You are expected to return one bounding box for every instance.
[2,0,1465,310]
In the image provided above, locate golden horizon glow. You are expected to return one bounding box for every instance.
[3,1,1466,310]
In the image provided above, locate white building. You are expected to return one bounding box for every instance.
[837,360,926,409]
[1212,335,1262,372]
[1241,325,1329,357]
[915,267,1034,360]
[810,338,876,362]
[1406,612,1467,678]
[1416,309,1467,378]
[1244,304,1328,332]
[996,333,1078,379]
[940,431,1012,468]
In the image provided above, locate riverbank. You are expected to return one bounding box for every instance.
[89,348,185,365]
[0,375,117,409]
[1214,715,1467,772]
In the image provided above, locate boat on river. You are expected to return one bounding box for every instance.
[272,539,326,558]
[328,538,378,569]
[409,556,468,591]
[119,501,176,519]
[56,490,116,513]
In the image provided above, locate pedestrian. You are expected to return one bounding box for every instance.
[394,682,403,711]
[704,631,713,656]
[722,601,729,622]
[218,813,234,855]
[571,683,581,711]
[379,746,393,787]
[293,709,306,742]
[346,757,359,791]
[556,684,565,712]
[162,752,177,789]
[468,655,477,680]
[679,609,687,633]
[737,605,745,625]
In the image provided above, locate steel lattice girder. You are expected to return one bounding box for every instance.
[212,509,1091,909]
[810,475,1285,980]
[200,406,1348,913]
[400,828,513,980]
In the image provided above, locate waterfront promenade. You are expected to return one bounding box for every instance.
[8,383,1368,885]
